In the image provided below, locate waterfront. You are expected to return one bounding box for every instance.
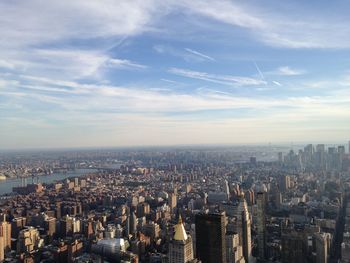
[0,169,95,196]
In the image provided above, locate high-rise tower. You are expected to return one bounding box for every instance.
[0,216,11,252]
[235,194,252,263]
[256,191,267,261]
[195,212,226,263]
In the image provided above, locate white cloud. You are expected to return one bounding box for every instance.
[184,48,215,61]
[178,0,350,48]
[3,73,350,114]
[272,81,282,86]
[0,60,15,70]
[0,0,162,48]
[169,67,266,86]
[0,0,157,81]
[107,58,147,69]
[275,66,305,76]
[2,72,350,148]
[1,1,350,148]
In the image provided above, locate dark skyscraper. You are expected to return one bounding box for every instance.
[195,212,226,263]
[256,191,267,261]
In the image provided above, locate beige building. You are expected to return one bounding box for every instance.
[0,221,11,252]
[17,227,43,254]
[226,232,245,263]
[168,216,194,263]
[235,194,252,263]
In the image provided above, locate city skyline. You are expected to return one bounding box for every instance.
[1,0,350,149]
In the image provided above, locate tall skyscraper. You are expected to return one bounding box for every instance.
[235,194,252,263]
[315,144,326,169]
[129,210,137,235]
[168,193,177,213]
[278,152,283,163]
[313,233,329,263]
[11,217,26,240]
[168,216,194,263]
[60,215,73,238]
[281,231,304,263]
[226,232,245,263]
[195,212,226,263]
[0,236,4,262]
[279,175,290,192]
[256,192,267,261]
[0,218,11,252]
[224,180,230,200]
[44,216,56,241]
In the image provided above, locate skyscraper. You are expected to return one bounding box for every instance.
[314,233,327,263]
[0,218,11,252]
[226,232,245,263]
[168,216,194,263]
[278,152,283,163]
[281,231,304,263]
[279,175,290,192]
[195,212,226,263]
[168,193,177,213]
[256,192,267,261]
[60,215,73,238]
[235,194,252,263]
[17,226,42,254]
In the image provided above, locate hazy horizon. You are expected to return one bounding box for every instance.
[1,141,349,153]
[1,0,350,149]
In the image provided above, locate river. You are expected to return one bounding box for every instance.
[0,169,96,196]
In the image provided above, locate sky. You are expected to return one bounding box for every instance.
[1,0,350,149]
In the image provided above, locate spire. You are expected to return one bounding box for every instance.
[178,214,183,224]
[173,215,188,241]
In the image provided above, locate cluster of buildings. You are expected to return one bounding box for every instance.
[280,142,350,171]
[0,142,349,262]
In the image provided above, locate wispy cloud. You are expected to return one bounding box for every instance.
[274,66,305,76]
[184,48,215,61]
[2,71,350,148]
[272,81,282,86]
[169,67,266,86]
[253,61,265,81]
[106,58,147,69]
[1,0,350,148]
[154,44,215,62]
[0,60,16,70]
[179,0,350,48]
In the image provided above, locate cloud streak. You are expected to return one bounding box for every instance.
[274,66,305,76]
[179,0,350,48]
[184,48,215,61]
[169,67,266,86]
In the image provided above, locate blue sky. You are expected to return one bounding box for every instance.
[1,0,350,149]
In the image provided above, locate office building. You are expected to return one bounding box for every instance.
[17,227,42,254]
[226,232,245,263]
[235,194,252,263]
[256,191,267,261]
[168,193,177,213]
[195,212,226,263]
[0,220,11,252]
[313,233,329,263]
[0,236,4,262]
